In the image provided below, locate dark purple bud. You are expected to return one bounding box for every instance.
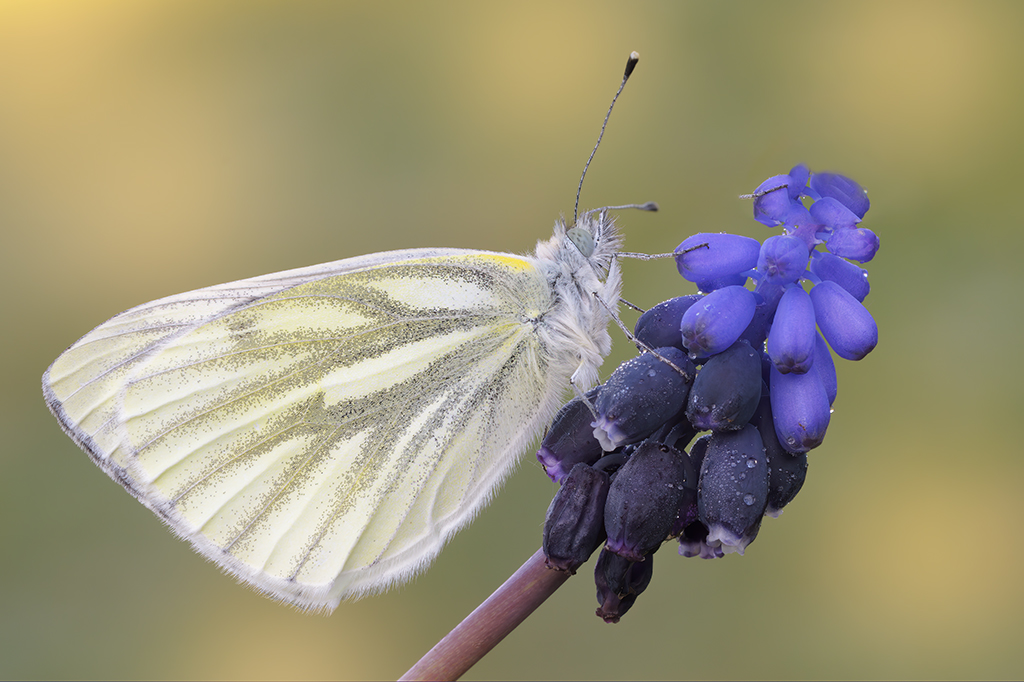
[809,172,870,219]
[645,415,699,457]
[633,295,701,353]
[669,436,704,538]
[814,332,838,405]
[687,340,762,432]
[674,233,760,286]
[770,362,831,453]
[594,549,654,623]
[810,196,861,230]
[688,433,710,472]
[757,234,810,286]
[537,388,604,483]
[542,463,610,574]
[604,440,688,562]
[826,226,880,263]
[742,280,785,350]
[737,291,776,349]
[749,395,808,517]
[766,285,816,374]
[593,348,694,451]
[809,250,870,302]
[677,438,722,558]
[752,175,794,226]
[810,280,878,360]
[680,286,757,358]
[759,350,773,387]
[593,450,630,477]
[697,425,769,555]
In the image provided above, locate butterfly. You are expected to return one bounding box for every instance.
[43,216,627,612]
[42,52,647,613]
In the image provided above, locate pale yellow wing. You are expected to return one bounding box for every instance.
[44,249,568,611]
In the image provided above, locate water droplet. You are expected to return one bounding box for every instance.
[647,369,657,377]
[743,494,755,506]
[746,457,757,468]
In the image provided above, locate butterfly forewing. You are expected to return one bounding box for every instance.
[44,249,568,610]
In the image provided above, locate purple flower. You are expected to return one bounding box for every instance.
[752,175,796,226]
[809,172,870,218]
[749,395,809,517]
[814,332,838,405]
[757,234,810,286]
[810,280,878,360]
[674,233,760,291]
[686,340,762,431]
[809,250,870,302]
[766,285,816,374]
[543,463,610,573]
[536,164,879,620]
[769,363,831,453]
[810,196,861,231]
[594,549,654,623]
[826,226,880,263]
[604,441,688,562]
[592,348,694,451]
[697,425,769,555]
[536,388,605,483]
[680,285,757,358]
[633,295,701,353]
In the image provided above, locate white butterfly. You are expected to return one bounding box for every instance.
[42,217,625,611]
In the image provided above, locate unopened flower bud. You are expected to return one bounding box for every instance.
[594,549,654,623]
[814,332,838,405]
[680,285,757,358]
[633,295,701,353]
[674,233,760,290]
[593,348,694,451]
[698,425,769,555]
[826,226,879,263]
[749,394,808,517]
[687,340,762,431]
[757,234,809,286]
[810,196,861,230]
[809,250,870,302]
[604,440,688,561]
[542,463,610,574]
[537,388,604,483]
[752,175,796,226]
[810,280,878,361]
[770,362,830,453]
[809,172,870,219]
[766,285,816,374]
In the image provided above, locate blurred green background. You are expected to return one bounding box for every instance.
[2,1,1022,679]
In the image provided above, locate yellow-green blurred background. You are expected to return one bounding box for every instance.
[3,1,1022,679]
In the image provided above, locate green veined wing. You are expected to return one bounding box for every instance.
[44,249,572,611]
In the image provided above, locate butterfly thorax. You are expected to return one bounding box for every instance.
[529,213,624,390]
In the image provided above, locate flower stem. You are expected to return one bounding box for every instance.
[399,547,570,681]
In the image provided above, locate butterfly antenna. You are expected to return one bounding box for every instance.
[573,51,640,226]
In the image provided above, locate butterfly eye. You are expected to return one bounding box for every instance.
[567,226,596,257]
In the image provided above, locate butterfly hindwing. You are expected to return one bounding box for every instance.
[44,248,568,610]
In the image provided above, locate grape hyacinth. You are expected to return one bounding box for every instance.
[540,165,878,621]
